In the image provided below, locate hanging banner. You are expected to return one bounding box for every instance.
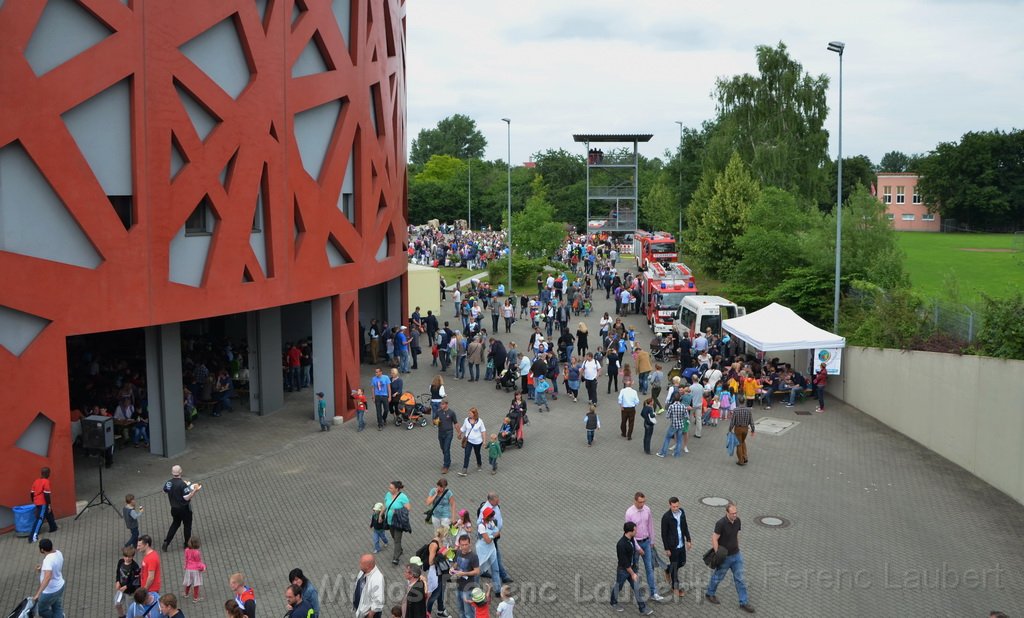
[814,348,843,375]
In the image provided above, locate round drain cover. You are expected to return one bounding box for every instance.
[700,496,730,507]
[755,516,791,528]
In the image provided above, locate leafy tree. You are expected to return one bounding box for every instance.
[822,155,875,211]
[410,114,487,166]
[532,149,587,226]
[974,292,1024,359]
[733,187,820,283]
[663,123,713,229]
[845,284,931,349]
[415,154,465,184]
[876,150,919,173]
[704,42,830,205]
[508,179,565,259]
[640,181,679,235]
[916,129,1024,229]
[686,153,761,278]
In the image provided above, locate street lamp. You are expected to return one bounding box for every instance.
[827,40,844,334]
[674,120,683,241]
[502,118,512,294]
[465,141,473,231]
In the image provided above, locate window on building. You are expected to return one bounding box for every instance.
[922,213,935,221]
[901,213,915,221]
[108,195,134,231]
[886,213,895,221]
[912,187,921,204]
[186,196,213,235]
[883,186,892,204]
[896,186,905,204]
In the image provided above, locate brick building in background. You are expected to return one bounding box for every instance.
[877,172,940,231]
[0,0,407,520]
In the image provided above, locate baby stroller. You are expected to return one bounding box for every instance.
[7,597,33,618]
[651,336,674,362]
[495,365,520,392]
[497,408,525,450]
[393,392,430,429]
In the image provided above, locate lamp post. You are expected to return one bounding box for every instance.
[827,41,844,333]
[502,118,512,293]
[464,139,473,231]
[674,120,683,242]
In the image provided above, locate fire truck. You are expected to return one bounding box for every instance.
[641,262,698,333]
[632,230,677,270]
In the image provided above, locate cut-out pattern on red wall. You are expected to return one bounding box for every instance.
[0,0,407,518]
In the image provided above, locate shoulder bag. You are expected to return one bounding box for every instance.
[379,492,400,531]
[424,488,449,523]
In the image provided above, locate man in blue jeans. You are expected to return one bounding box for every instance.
[371,367,391,431]
[33,539,66,618]
[610,522,654,615]
[705,502,756,613]
[656,392,689,458]
[625,492,666,602]
[435,400,457,474]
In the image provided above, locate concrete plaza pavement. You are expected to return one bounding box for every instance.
[2,279,1023,617]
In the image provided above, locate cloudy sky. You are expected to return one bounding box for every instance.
[405,0,1024,167]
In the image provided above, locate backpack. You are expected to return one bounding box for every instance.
[415,541,434,566]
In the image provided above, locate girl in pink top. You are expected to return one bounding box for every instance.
[183,536,206,602]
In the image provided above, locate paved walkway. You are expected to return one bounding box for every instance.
[3,281,1023,617]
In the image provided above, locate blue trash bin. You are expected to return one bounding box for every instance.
[13,504,36,537]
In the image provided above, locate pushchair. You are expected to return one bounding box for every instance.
[651,337,675,362]
[497,408,525,450]
[495,366,520,392]
[7,597,33,618]
[393,392,430,429]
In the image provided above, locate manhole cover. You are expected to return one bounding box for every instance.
[754,417,799,436]
[794,410,812,416]
[755,516,791,528]
[700,496,731,507]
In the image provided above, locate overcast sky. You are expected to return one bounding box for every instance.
[405,0,1024,167]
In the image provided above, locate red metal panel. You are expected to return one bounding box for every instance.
[0,0,406,518]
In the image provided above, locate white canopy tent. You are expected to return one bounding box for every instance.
[722,303,845,352]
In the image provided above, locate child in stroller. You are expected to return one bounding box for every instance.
[497,409,524,450]
[393,392,430,429]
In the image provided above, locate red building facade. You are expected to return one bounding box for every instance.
[0,0,407,519]
[877,173,940,232]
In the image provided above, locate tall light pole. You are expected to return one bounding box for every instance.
[464,139,473,230]
[828,41,845,333]
[674,120,683,241]
[502,118,512,293]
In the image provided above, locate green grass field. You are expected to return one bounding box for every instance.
[438,266,484,287]
[897,232,1023,305]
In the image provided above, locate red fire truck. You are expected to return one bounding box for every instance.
[641,262,698,333]
[632,230,677,270]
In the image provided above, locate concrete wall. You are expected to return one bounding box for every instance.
[827,346,1024,505]
[407,264,440,318]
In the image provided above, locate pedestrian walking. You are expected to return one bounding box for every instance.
[353,554,385,618]
[609,522,654,615]
[640,398,656,455]
[33,539,66,618]
[29,467,58,543]
[650,365,665,411]
[729,405,755,466]
[137,535,161,594]
[370,502,390,554]
[316,391,330,431]
[457,408,486,476]
[450,534,480,618]
[122,494,142,549]
[660,497,692,598]
[161,466,201,552]
[705,502,755,613]
[625,492,666,603]
[182,536,205,603]
[657,392,689,458]
[351,387,368,431]
[371,367,392,430]
[114,546,140,618]
[584,404,601,446]
[229,572,256,617]
[425,478,456,528]
[435,400,458,474]
[382,481,411,565]
[487,434,502,474]
[475,507,503,589]
[287,569,320,616]
[425,526,452,618]
[582,352,601,405]
[533,374,551,412]
[813,361,828,412]
[618,378,640,440]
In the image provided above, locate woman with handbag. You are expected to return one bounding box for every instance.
[425,526,452,618]
[457,408,486,477]
[381,481,411,565]
[424,478,456,529]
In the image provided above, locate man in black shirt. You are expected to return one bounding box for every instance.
[705,502,755,613]
[610,522,653,615]
[161,466,201,552]
[660,497,692,597]
[435,400,458,474]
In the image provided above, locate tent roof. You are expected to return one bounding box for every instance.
[722,303,845,351]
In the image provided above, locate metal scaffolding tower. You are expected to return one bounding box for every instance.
[572,133,653,235]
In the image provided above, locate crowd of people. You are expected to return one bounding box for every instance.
[406,225,508,272]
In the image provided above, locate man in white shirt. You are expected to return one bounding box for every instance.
[689,375,705,439]
[619,288,632,316]
[581,353,602,405]
[618,378,641,440]
[353,554,385,618]
[703,363,723,394]
[33,539,65,617]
